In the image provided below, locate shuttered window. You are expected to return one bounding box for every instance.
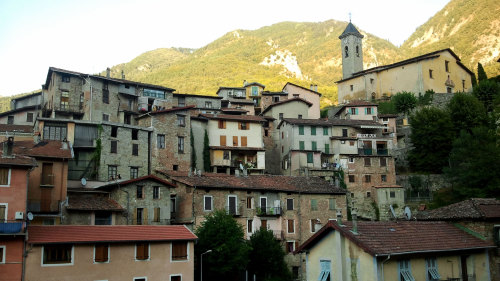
[172,242,188,261]
[287,219,295,233]
[241,136,247,147]
[299,125,304,135]
[0,168,10,186]
[135,243,149,260]
[154,207,161,222]
[220,135,226,146]
[233,136,238,146]
[94,244,109,262]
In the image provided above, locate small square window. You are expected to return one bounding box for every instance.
[390,191,396,198]
[26,112,34,123]
[102,114,109,122]
[349,157,355,163]
[205,101,212,108]
[350,85,354,91]
[130,167,138,179]
[380,158,387,167]
[173,165,179,171]
[136,186,144,199]
[381,175,387,182]
[132,144,139,156]
[364,158,371,167]
[108,165,117,181]
[132,129,138,140]
[172,242,188,261]
[348,175,355,182]
[279,113,283,120]
[365,175,371,183]
[111,126,118,138]
[153,187,160,199]
[135,243,149,260]
[157,134,165,149]
[94,244,109,263]
[177,115,186,127]
[310,199,318,211]
[61,75,70,83]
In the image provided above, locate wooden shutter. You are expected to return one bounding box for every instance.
[261,219,267,230]
[220,135,226,146]
[136,243,145,259]
[238,122,242,130]
[95,244,108,262]
[172,242,187,260]
[241,136,247,147]
[143,208,148,225]
[288,219,294,233]
[154,207,160,222]
[0,205,5,221]
[233,136,238,146]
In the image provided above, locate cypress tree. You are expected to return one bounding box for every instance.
[477,62,488,82]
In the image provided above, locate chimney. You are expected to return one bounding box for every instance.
[243,80,248,86]
[310,84,314,90]
[121,70,125,79]
[106,67,111,78]
[3,136,14,157]
[315,85,318,92]
[351,208,358,234]
[336,209,343,225]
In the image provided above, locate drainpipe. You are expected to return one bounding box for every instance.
[22,165,35,281]
[380,254,391,281]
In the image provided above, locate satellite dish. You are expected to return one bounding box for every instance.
[81,178,87,186]
[404,206,412,220]
[389,205,397,219]
[27,212,34,221]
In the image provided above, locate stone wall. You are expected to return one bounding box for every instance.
[397,174,451,192]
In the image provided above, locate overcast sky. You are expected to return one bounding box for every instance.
[0,0,449,96]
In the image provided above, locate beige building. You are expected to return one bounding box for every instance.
[26,225,197,281]
[297,220,495,281]
[282,83,321,119]
[336,23,474,102]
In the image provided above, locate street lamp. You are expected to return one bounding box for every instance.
[201,249,212,281]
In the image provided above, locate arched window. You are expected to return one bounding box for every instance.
[345,46,349,58]
[356,46,359,57]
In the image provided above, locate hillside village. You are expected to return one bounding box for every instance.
[0,21,499,281]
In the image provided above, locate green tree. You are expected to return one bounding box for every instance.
[392,91,417,117]
[377,100,397,115]
[247,229,291,281]
[417,89,434,106]
[190,128,196,169]
[444,127,500,200]
[203,130,210,172]
[473,79,500,112]
[447,92,487,135]
[195,210,251,281]
[477,62,488,82]
[408,107,454,173]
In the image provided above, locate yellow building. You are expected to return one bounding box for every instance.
[337,22,474,102]
[297,220,494,281]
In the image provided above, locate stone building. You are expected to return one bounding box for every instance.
[171,93,221,115]
[156,171,347,279]
[0,91,42,126]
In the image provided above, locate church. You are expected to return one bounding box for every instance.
[336,22,475,103]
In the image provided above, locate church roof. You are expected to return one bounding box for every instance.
[339,22,364,39]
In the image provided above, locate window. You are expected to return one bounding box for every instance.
[0,246,4,264]
[135,243,149,260]
[279,113,283,120]
[367,192,371,198]
[307,152,313,163]
[260,197,267,211]
[136,186,144,199]
[132,144,139,156]
[366,107,372,115]
[218,120,226,129]
[273,96,280,102]
[60,91,69,110]
[342,128,348,137]
[136,208,143,225]
[111,126,118,138]
[429,69,433,79]
[349,157,355,163]
[177,115,186,127]
[135,278,147,281]
[177,96,185,107]
[310,219,317,232]
[298,114,302,119]
[365,175,371,183]
[447,87,452,93]
[154,207,161,222]
[43,244,73,265]
[110,140,117,153]
[311,126,316,135]
[151,186,160,199]
[157,134,165,149]
[364,158,371,167]
[350,108,357,115]
[345,46,349,57]
[132,129,138,140]
[94,244,109,263]
[286,241,296,254]
[246,197,253,209]
[390,191,396,198]
[319,260,331,281]
[281,132,284,139]
[130,167,138,179]
[299,125,304,135]
[287,198,294,211]
[108,165,117,180]
[0,205,6,221]
[7,116,14,125]
[103,89,109,104]
[102,114,109,121]
[247,219,253,233]
[261,219,267,230]
[178,137,184,153]
[239,122,249,130]
[426,258,440,281]
[95,211,111,225]
[323,127,328,135]
[223,151,229,160]
[348,175,355,183]
[204,195,213,211]
[350,85,354,91]
[292,266,299,280]
[311,199,318,211]
[241,136,247,147]
[311,141,317,151]
[381,175,387,182]
[380,158,387,167]
[329,198,336,210]
[445,60,449,72]
[370,78,374,84]
[172,241,188,261]
[251,86,258,96]
[26,112,34,122]
[325,143,330,154]
[398,259,414,281]
[0,168,11,186]
[205,101,212,108]
[173,165,178,171]
[287,219,295,233]
[61,75,70,83]
[462,79,466,91]
[356,45,359,57]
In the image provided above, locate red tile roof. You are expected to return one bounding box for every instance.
[0,124,34,133]
[136,106,195,119]
[297,221,494,256]
[160,173,346,195]
[28,225,197,244]
[261,98,313,114]
[0,154,36,167]
[10,140,72,159]
[199,113,266,123]
[66,193,125,212]
[417,198,500,221]
[344,100,379,107]
[97,175,176,189]
[282,82,322,96]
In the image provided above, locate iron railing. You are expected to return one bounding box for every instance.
[256,207,282,216]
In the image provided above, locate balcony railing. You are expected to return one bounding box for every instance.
[55,105,85,114]
[358,148,390,156]
[225,205,243,216]
[0,221,25,234]
[256,207,282,216]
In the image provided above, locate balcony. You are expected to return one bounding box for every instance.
[0,221,24,234]
[358,148,390,156]
[257,206,282,217]
[225,205,243,216]
[54,104,85,116]
[27,200,62,213]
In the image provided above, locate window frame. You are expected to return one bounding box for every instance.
[110,140,118,154]
[135,243,150,261]
[287,198,294,211]
[130,167,139,179]
[0,245,4,264]
[153,186,160,199]
[307,152,313,164]
[26,112,34,123]
[298,125,304,135]
[311,126,316,135]
[0,168,11,187]
[247,219,253,234]
[157,134,166,149]
[41,244,74,266]
[178,136,184,153]
[310,199,318,211]
[132,143,139,156]
[177,115,186,127]
[93,244,110,263]
[108,165,117,181]
[287,219,295,234]
[171,241,189,262]
[204,195,213,211]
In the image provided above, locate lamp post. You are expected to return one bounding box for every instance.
[201,249,212,281]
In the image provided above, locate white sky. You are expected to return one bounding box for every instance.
[0,0,449,96]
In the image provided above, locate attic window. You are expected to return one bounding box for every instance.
[61,75,70,83]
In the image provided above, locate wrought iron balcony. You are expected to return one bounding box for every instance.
[256,206,282,217]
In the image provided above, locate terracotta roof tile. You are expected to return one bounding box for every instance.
[199,113,266,123]
[344,100,378,107]
[66,193,125,212]
[97,175,176,189]
[0,155,36,167]
[28,225,197,244]
[261,98,313,115]
[161,173,346,195]
[0,124,33,133]
[417,198,500,220]
[297,221,494,256]
[9,140,72,159]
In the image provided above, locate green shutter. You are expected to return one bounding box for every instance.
[312,141,317,151]
[311,126,316,135]
[311,199,318,210]
[325,143,330,154]
[323,127,328,135]
[299,125,304,135]
[299,141,305,150]
[307,152,313,163]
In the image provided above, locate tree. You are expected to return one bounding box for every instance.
[392,91,417,117]
[377,100,397,115]
[247,229,291,281]
[203,130,211,172]
[473,79,500,112]
[477,62,488,82]
[447,92,487,135]
[408,107,454,173]
[190,128,196,169]
[195,210,251,281]
[444,127,500,200]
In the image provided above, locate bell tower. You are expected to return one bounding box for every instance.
[339,21,364,79]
